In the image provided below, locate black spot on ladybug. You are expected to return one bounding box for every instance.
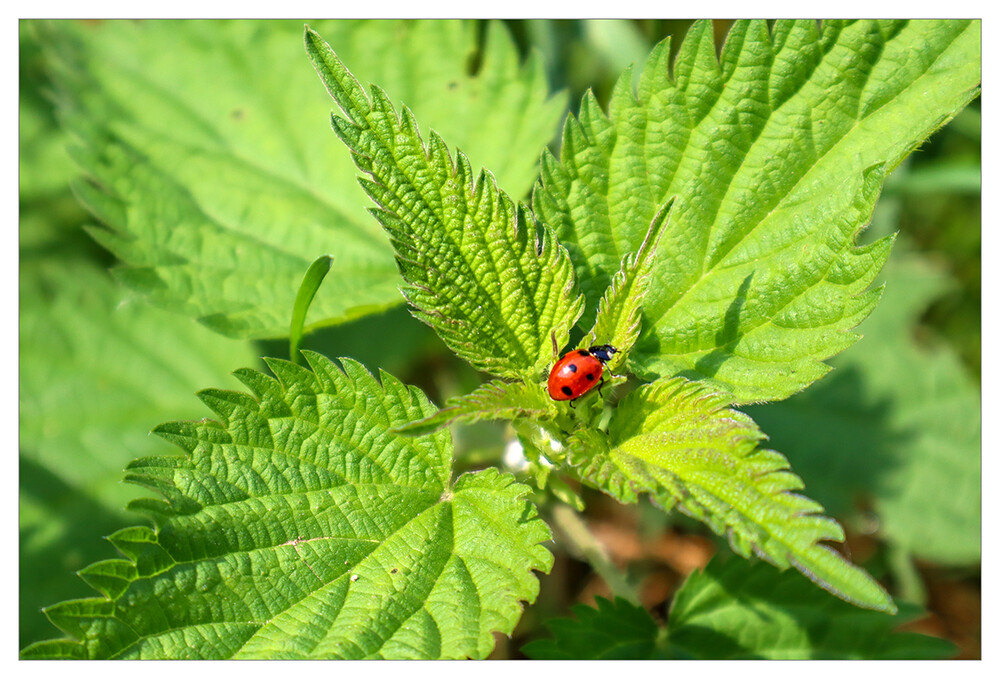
[578,350,591,357]
[567,363,578,373]
[561,386,573,396]
[586,373,595,381]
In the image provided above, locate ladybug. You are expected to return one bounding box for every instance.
[547,344,618,402]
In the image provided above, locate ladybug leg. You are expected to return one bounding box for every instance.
[568,399,576,409]
[597,375,605,398]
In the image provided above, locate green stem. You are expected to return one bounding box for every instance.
[886,543,926,605]
[550,504,639,604]
[289,255,333,365]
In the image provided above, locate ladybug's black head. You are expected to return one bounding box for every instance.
[588,344,618,364]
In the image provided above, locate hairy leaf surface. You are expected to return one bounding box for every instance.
[22,354,552,659]
[306,27,583,378]
[748,249,981,565]
[584,200,671,370]
[534,19,981,402]
[569,377,894,611]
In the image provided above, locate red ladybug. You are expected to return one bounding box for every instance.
[547,344,618,401]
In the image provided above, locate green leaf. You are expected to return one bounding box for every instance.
[19,21,93,255]
[22,353,552,659]
[392,198,671,437]
[393,380,558,437]
[19,22,77,201]
[747,249,981,565]
[18,258,259,646]
[666,557,956,659]
[524,558,953,659]
[289,254,333,364]
[40,19,565,338]
[19,260,258,515]
[522,596,662,659]
[305,27,584,380]
[583,199,671,370]
[855,258,980,565]
[534,19,981,402]
[569,376,895,612]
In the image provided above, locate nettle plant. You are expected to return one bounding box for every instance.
[22,20,979,659]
